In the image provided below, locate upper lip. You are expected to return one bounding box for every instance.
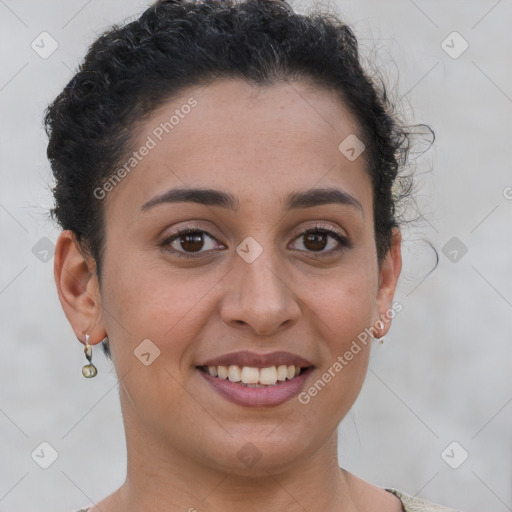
[197,350,314,368]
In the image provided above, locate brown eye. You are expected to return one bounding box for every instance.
[180,232,205,252]
[303,232,328,251]
[290,228,350,255]
[161,228,224,258]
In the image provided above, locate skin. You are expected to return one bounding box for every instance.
[54,78,403,512]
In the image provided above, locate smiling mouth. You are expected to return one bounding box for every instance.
[196,364,310,388]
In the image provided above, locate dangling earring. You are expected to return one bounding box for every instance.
[82,333,98,378]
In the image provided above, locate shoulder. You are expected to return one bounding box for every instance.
[386,489,462,512]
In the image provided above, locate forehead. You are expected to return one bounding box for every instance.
[102,78,371,222]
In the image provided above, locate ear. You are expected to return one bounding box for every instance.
[53,230,106,345]
[375,227,402,337]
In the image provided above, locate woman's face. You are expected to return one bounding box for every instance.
[69,78,401,474]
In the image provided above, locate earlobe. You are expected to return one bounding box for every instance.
[375,228,402,337]
[53,230,106,343]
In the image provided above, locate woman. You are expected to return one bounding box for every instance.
[47,0,457,510]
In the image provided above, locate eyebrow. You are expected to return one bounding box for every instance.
[140,186,363,215]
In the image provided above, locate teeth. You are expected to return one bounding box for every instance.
[276,365,288,381]
[259,366,278,385]
[205,364,305,385]
[228,365,241,382]
[217,365,228,379]
[240,366,259,384]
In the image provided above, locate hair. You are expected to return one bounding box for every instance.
[45,0,432,360]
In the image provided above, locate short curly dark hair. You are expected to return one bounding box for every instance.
[45,0,424,360]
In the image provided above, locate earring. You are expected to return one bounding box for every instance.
[374,317,386,344]
[82,333,98,378]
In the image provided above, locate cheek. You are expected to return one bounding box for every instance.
[101,262,214,431]
[296,260,377,406]
[296,279,374,427]
[304,263,379,345]
[307,278,374,380]
[100,250,237,385]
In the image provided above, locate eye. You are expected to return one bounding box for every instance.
[289,225,351,256]
[160,223,351,259]
[160,227,225,259]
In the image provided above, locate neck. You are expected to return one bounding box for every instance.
[109,423,357,512]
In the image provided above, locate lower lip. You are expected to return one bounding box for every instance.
[197,367,314,407]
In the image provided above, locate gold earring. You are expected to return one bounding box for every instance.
[82,333,98,378]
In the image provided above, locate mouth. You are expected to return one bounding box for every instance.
[195,350,315,406]
[195,364,315,407]
[196,364,311,388]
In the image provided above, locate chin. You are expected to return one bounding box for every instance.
[199,430,316,476]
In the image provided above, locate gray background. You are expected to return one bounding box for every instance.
[1,0,511,511]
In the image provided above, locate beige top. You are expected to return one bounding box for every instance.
[387,489,461,511]
[74,488,461,511]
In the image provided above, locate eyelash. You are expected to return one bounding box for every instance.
[160,223,352,259]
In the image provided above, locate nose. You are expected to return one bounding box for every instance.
[219,248,301,337]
